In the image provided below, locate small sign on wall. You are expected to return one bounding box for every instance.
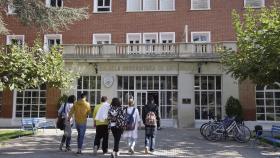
[182,98,191,104]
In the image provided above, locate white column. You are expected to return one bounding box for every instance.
[177,73,195,128]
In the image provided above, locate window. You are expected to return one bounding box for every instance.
[44,34,62,51]
[191,0,210,10]
[159,32,175,43]
[256,83,280,121]
[94,0,112,12]
[46,0,63,7]
[15,85,47,118]
[143,33,158,44]
[191,32,211,43]
[195,75,222,120]
[77,76,101,117]
[6,35,25,45]
[117,75,178,119]
[7,3,16,14]
[244,0,264,8]
[93,34,111,44]
[126,33,141,53]
[127,0,175,11]
[143,0,158,11]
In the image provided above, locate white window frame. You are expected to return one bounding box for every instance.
[159,0,175,11]
[159,32,175,43]
[45,0,63,7]
[194,75,222,120]
[255,83,280,121]
[244,0,265,8]
[143,33,158,44]
[191,0,210,10]
[191,32,211,43]
[127,0,175,12]
[93,0,112,13]
[143,0,159,11]
[93,33,111,44]
[7,3,16,15]
[126,33,142,44]
[43,34,62,51]
[14,86,47,118]
[6,35,25,45]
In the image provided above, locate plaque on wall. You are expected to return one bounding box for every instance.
[182,98,191,104]
[103,75,114,88]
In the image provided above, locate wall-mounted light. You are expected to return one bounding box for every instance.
[197,63,202,74]
[94,63,98,74]
[89,62,98,74]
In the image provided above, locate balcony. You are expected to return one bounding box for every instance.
[62,42,236,61]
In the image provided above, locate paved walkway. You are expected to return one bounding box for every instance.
[0,128,279,158]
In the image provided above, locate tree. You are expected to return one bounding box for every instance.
[0,41,77,91]
[0,0,88,34]
[220,4,280,85]
[0,0,87,90]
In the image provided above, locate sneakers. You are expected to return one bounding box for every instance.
[65,146,71,152]
[129,146,134,154]
[93,146,97,154]
[144,147,149,154]
[76,148,82,154]
[110,152,119,158]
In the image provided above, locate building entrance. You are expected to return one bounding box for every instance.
[117,75,178,127]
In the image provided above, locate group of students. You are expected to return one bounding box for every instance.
[57,93,160,158]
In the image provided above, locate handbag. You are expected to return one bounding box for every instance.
[56,102,66,130]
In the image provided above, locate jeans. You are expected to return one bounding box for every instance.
[111,127,123,152]
[94,125,109,153]
[145,126,156,151]
[61,123,72,147]
[127,137,136,150]
[76,123,87,149]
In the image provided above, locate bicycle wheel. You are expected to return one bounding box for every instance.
[234,124,251,143]
[200,122,209,138]
[205,123,223,142]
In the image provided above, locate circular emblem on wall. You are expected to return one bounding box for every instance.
[103,75,114,88]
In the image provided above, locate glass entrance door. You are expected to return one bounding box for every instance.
[136,91,147,119]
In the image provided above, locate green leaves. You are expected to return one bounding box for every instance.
[221,4,280,85]
[0,41,78,91]
[0,0,88,34]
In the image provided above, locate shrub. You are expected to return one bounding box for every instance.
[225,96,243,122]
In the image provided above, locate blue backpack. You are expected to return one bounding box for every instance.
[125,108,136,131]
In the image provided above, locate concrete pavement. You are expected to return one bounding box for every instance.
[0,128,279,158]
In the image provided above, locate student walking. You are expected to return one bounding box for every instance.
[68,93,91,154]
[142,95,160,154]
[122,98,141,154]
[93,96,110,154]
[58,95,76,152]
[108,98,126,158]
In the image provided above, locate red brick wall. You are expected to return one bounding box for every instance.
[0,89,13,118]
[46,87,61,118]
[239,79,256,121]
[0,0,275,45]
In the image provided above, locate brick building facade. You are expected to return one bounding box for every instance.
[0,0,278,128]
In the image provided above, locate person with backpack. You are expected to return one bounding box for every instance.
[142,95,160,154]
[122,98,141,154]
[58,95,76,152]
[93,96,110,155]
[108,98,126,158]
[68,93,91,154]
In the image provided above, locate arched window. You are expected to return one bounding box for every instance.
[256,83,280,121]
